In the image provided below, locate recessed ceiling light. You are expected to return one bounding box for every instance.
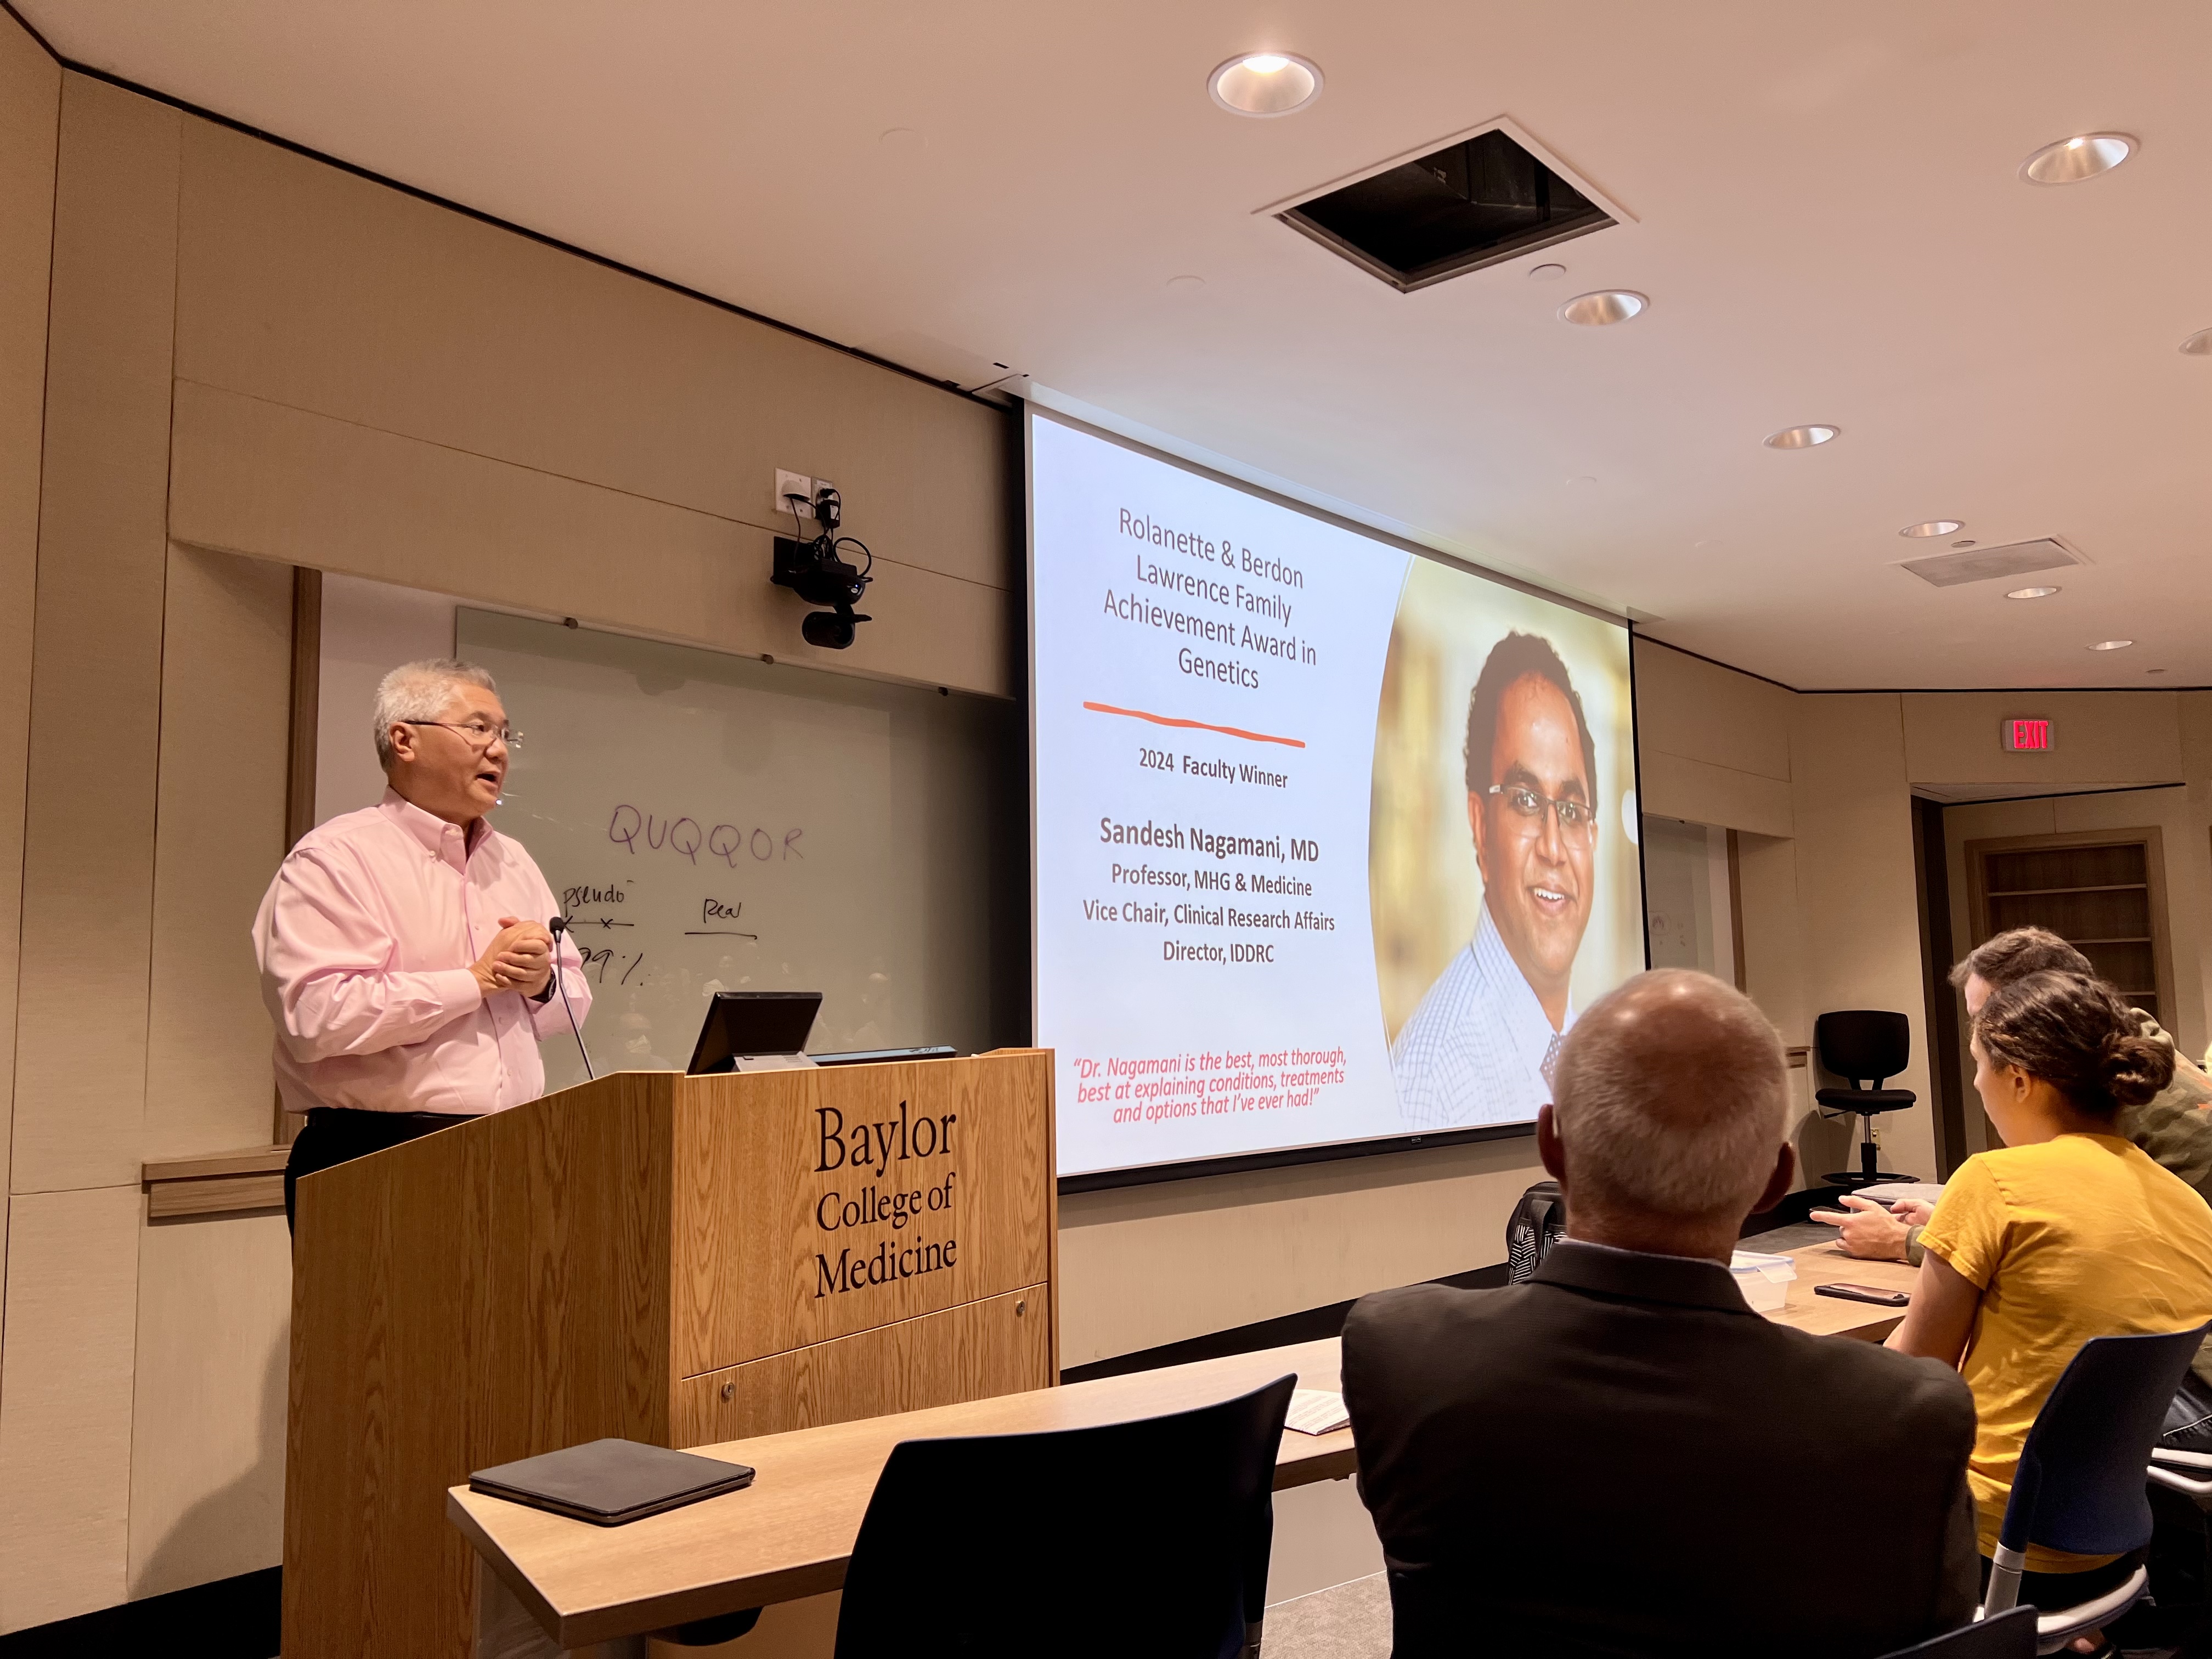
[2087,639,2135,651]
[1165,274,1205,291]
[1764,424,1839,449]
[1951,538,1977,549]
[1209,53,1321,117]
[878,127,923,153]
[1559,290,1646,326]
[2022,133,2134,185]
[2183,329,2212,356]
[2006,586,2060,600]
[1900,520,1963,538]
[1528,263,1568,282]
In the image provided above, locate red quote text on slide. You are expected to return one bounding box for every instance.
[1071,1047,1348,1125]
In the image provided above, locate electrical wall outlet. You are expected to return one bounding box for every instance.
[774,469,815,520]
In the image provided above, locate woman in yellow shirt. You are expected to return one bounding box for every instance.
[1889,970,2212,1638]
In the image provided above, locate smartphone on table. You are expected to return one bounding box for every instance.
[1814,1282,1910,1307]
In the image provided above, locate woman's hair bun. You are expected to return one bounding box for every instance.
[1974,969,2173,1118]
[2101,1029,2174,1109]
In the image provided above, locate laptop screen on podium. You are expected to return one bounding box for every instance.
[686,991,823,1075]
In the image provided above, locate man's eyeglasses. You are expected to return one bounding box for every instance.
[404,719,522,752]
[1485,783,1594,843]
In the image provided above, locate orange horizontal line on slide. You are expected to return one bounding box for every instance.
[1081,701,1306,749]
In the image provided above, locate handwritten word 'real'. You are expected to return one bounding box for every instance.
[608,805,804,867]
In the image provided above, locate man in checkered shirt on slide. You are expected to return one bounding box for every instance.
[1391,633,1600,1130]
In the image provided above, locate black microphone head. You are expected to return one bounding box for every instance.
[549,915,569,938]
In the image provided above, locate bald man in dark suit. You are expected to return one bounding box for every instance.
[1344,970,1979,1659]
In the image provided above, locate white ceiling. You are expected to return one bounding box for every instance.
[25,0,2212,690]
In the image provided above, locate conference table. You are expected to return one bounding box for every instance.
[453,1242,1917,1657]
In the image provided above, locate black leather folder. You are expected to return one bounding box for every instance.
[469,1437,756,1526]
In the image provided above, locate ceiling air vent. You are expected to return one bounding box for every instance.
[1899,538,2084,588]
[1277,125,1616,293]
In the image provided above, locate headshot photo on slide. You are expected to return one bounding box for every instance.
[1371,558,1642,1132]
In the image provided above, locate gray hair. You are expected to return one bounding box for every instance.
[1551,969,1788,1221]
[371,658,498,766]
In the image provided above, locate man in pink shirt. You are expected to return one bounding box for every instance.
[256,657,590,1231]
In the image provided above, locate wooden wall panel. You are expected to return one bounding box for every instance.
[168,381,1013,698]
[1057,1133,1544,1367]
[0,6,59,1226]
[671,1286,1049,1448]
[1734,830,1807,1044]
[13,76,180,1191]
[127,1211,291,1598]
[670,1054,1052,1376]
[1637,749,1795,839]
[0,1185,142,1633]
[1902,690,2183,787]
[1632,638,1794,782]
[145,546,292,1158]
[1787,694,1938,1182]
[171,118,1012,595]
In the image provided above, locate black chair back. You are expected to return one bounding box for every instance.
[1877,1605,2035,1657]
[1816,1010,1911,1085]
[832,1375,1296,1659]
[1505,1180,1565,1283]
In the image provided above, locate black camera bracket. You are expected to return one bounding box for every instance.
[771,486,873,650]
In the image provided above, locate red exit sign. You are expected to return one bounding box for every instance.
[2001,717,2056,752]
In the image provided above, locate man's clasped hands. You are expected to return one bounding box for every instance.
[470,916,555,1000]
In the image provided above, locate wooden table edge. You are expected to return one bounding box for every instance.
[449,1491,568,1638]
[447,1243,1905,1648]
[448,1425,1357,1646]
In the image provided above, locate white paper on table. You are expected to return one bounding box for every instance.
[1285,1388,1351,1436]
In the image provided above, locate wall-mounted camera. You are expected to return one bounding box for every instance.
[771,485,873,650]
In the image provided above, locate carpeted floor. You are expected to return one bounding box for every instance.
[1264,1572,1392,1659]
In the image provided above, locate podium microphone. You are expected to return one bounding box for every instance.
[547,916,596,1081]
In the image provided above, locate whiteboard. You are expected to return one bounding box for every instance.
[457,609,1024,1091]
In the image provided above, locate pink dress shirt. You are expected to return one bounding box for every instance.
[254,788,591,1116]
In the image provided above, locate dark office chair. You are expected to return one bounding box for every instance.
[1983,1324,2212,1654]
[832,1374,1296,1659]
[1875,1606,2036,1658]
[1814,1010,1917,1190]
[1505,1180,1566,1282]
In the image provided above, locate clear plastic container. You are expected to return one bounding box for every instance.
[1728,1249,1797,1313]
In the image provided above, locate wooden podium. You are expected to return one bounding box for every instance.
[282,1051,1056,1658]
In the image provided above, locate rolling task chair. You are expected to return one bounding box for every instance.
[831,1375,1296,1659]
[1982,1324,2212,1654]
[1814,1010,1918,1190]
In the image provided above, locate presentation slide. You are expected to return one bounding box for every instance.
[1030,412,1644,1181]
